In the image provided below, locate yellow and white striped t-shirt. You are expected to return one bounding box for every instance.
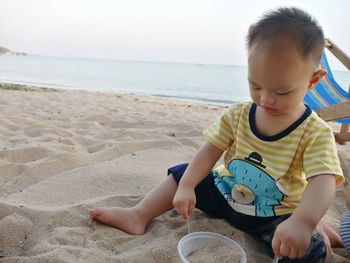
[203,101,344,217]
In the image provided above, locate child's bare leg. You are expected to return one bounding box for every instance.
[315,224,333,263]
[89,175,178,235]
[318,219,344,247]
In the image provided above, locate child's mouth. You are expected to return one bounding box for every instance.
[262,106,276,113]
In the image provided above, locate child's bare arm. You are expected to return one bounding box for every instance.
[173,141,224,219]
[292,174,336,229]
[272,174,336,259]
[179,141,223,189]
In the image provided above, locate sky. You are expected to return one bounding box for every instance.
[0,0,349,70]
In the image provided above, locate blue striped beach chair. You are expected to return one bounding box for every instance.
[304,39,350,141]
[340,212,350,255]
[318,40,350,255]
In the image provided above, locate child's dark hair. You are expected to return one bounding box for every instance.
[247,7,324,64]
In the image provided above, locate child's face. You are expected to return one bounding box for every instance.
[247,38,324,117]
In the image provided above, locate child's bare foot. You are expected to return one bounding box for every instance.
[89,207,147,235]
[318,220,344,248]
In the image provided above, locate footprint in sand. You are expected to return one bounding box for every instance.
[0,213,34,256]
[48,226,93,247]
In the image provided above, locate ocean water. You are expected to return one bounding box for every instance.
[0,55,349,105]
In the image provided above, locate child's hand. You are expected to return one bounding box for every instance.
[173,184,196,220]
[272,216,314,259]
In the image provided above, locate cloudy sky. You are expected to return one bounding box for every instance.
[0,0,349,69]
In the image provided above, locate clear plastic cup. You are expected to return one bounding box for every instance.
[178,231,247,263]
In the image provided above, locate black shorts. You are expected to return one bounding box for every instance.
[168,162,280,232]
[168,163,327,262]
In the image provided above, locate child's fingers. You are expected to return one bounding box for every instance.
[271,236,282,258]
[297,248,307,259]
[179,201,196,220]
[173,202,182,217]
[176,205,188,219]
[179,203,191,219]
[288,247,298,259]
[279,242,290,258]
[187,201,195,217]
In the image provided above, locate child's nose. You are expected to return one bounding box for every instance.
[260,92,275,105]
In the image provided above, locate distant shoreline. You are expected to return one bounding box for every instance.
[0,46,27,56]
[0,82,58,92]
[0,81,235,106]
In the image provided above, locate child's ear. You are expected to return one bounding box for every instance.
[308,69,327,90]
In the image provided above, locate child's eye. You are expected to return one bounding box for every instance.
[276,91,291,96]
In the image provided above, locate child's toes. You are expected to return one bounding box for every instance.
[89,208,102,218]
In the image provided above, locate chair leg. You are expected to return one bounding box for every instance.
[335,124,350,144]
[340,124,350,134]
[338,149,349,185]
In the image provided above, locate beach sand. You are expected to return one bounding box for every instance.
[0,88,349,262]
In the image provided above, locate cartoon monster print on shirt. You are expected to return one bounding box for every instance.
[214,152,286,217]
